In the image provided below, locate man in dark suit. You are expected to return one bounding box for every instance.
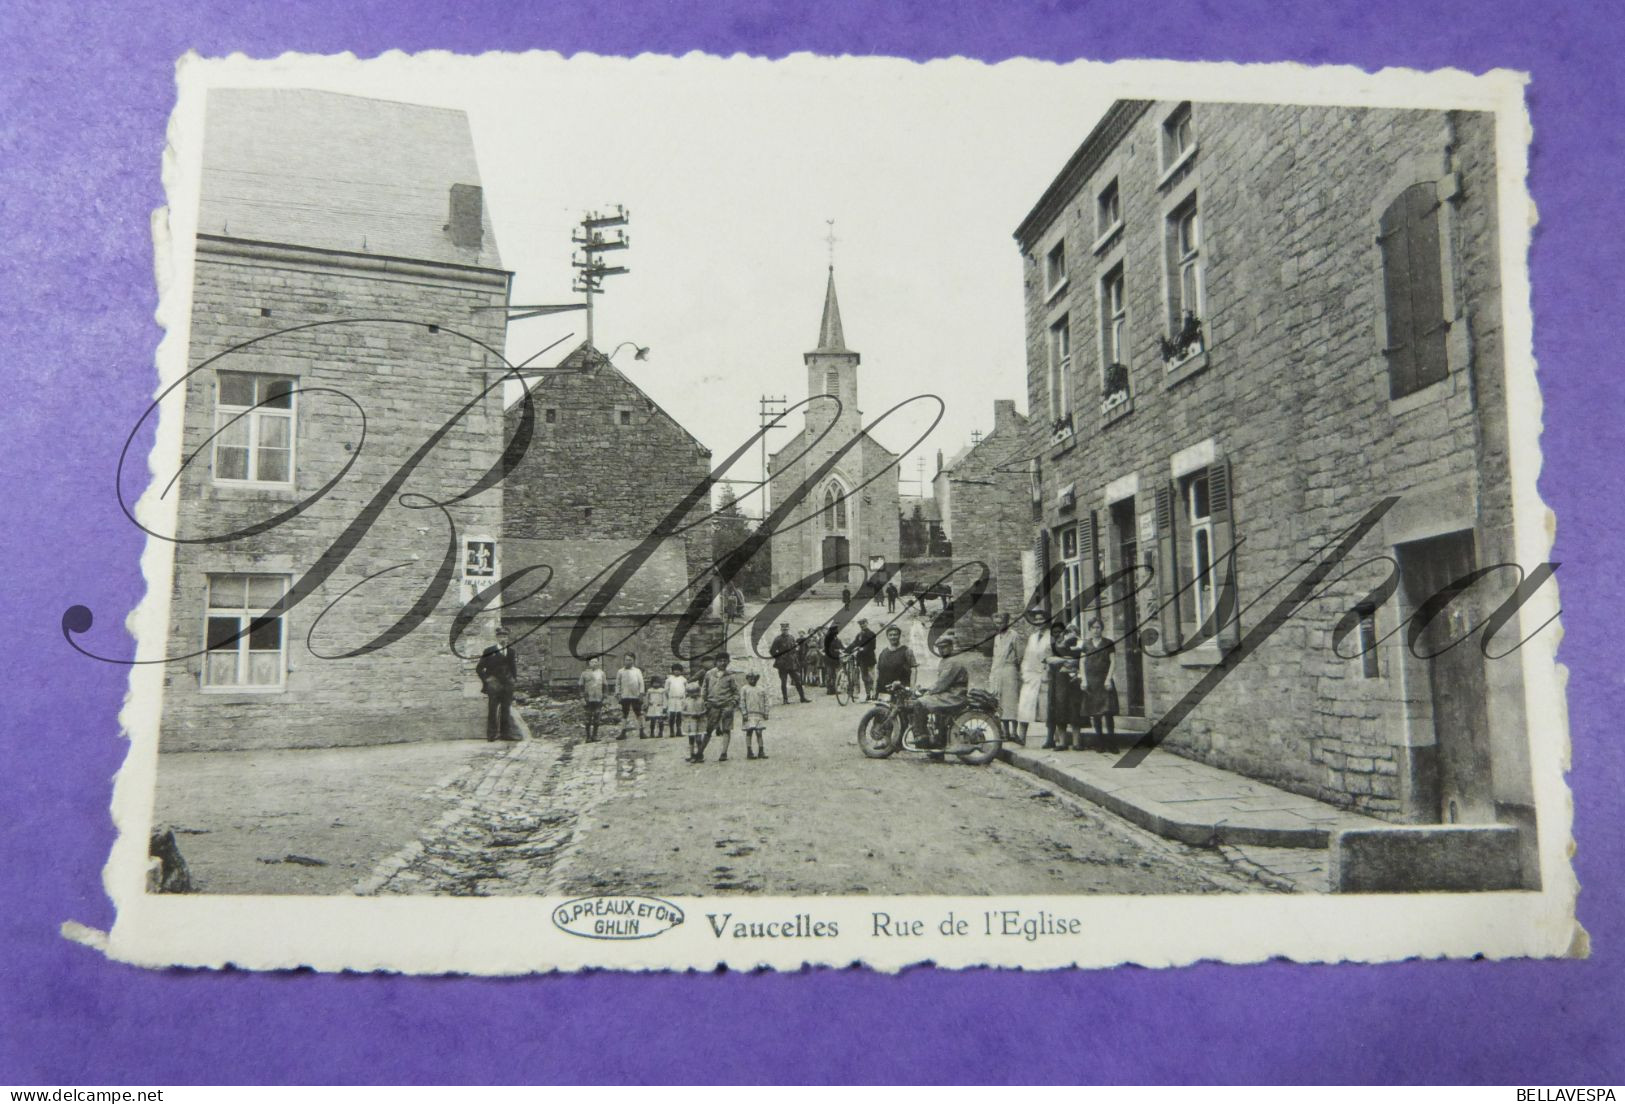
[476,627,519,741]
[852,618,879,700]
[769,621,809,704]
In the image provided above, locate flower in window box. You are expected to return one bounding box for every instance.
[1101,362,1130,400]
[1049,412,1075,441]
[1159,312,1205,364]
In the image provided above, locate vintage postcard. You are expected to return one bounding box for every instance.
[87,50,1578,973]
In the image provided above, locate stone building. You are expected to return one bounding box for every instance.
[1016,100,1534,880]
[930,399,1034,635]
[767,268,901,594]
[501,342,721,688]
[159,89,510,752]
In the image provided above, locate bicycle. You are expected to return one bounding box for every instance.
[833,651,863,706]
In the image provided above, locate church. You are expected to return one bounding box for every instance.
[766,267,901,595]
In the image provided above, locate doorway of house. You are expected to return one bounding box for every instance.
[1397,529,1495,824]
[1109,497,1146,717]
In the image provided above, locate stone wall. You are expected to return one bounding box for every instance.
[1019,103,1520,827]
[939,400,1033,632]
[502,358,714,580]
[159,241,509,752]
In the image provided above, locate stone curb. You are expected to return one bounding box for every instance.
[998,746,1332,850]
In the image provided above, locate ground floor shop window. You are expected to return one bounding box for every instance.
[204,573,287,688]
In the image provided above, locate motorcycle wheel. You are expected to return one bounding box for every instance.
[857,707,900,758]
[834,665,853,706]
[949,708,1004,766]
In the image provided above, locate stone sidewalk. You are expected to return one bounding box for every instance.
[1001,743,1385,850]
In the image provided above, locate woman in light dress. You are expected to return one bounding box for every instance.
[1016,618,1051,744]
[907,598,940,690]
[990,612,1024,741]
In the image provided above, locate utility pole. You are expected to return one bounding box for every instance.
[572,206,630,354]
[758,394,788,515]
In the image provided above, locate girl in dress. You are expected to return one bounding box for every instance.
[683,663,706,740]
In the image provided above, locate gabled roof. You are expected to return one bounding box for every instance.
[198,88,503,270]
[505,340,710,455]
[501,537,692,619]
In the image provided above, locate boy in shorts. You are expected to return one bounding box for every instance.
[740,671,771,760]
[696,654,744,763]
[614,652,645,740]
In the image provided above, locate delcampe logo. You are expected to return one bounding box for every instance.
[552,895,686,940]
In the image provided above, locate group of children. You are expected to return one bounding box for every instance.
[577,652,773,762]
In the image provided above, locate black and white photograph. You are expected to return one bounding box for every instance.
[97,53,1573,972]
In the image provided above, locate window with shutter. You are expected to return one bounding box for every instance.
[1380,182,1450,399]
[1152,483,1182,651]
[1028,528,1052,624]
[1078,510,1101,617]
[1206,459,1240,653]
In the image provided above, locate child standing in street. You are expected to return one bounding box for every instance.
[664,663,688,740]
[683,663,705,743]
[646,677,667,739]
[740,671,772,760]
[697,654,744,763]
[614,653,645,740]
[578,656,607,742]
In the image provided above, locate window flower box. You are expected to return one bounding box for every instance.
[1160,312,1205,368]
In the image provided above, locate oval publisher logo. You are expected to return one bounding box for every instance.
[552,895,685,940]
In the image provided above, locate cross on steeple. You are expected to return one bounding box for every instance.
[824,218,838,269]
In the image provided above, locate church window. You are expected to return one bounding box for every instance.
[823,483,847,530]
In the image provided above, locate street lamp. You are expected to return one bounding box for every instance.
[608,341,650,363]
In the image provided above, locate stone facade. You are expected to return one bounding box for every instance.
[160,90,510,753]
[931,399,1034,639]
[1015,100,1533,880]
[768,269,902,595]
[501,343,722,686]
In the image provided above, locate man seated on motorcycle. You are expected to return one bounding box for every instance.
[910,630,971,754]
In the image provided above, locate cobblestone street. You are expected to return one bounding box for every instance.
[352,690,1279,898]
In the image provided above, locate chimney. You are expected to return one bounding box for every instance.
[993,399,1018,433]
[448,184,484,250]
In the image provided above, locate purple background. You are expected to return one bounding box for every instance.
[2,0,1619,1085]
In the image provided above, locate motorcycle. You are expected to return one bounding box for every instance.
[857,683,1004,766]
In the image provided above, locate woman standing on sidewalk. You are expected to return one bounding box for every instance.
[1079,616,1117,751]
[1016,617,1050,744]
[991,612,1024,742]
[1045,617,1083,751]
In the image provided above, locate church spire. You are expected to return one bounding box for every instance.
[814,266,848,353]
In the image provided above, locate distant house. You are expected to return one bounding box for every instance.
[931,399,1033,630]
[159,89,510,752]
[501,342,722,687]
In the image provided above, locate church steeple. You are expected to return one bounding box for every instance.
[814,267,847,353]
